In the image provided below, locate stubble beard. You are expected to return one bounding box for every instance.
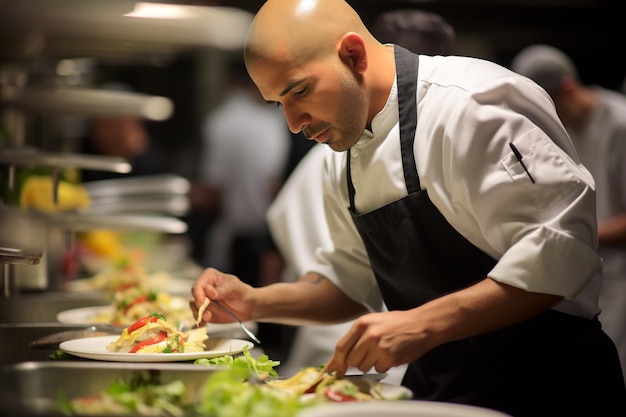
[327,71,368,152]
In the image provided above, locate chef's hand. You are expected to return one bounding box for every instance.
[190,267,256,326]
[325,310,437,377]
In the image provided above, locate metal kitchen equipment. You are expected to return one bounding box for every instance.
[0,1,252,296]
[0,361,225,416]
[212,301,261,345]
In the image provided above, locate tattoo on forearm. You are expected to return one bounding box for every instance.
[301,273,325,285]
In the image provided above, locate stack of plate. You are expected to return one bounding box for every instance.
[297,401,513,417]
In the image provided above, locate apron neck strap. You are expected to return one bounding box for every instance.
[348,45,420,211]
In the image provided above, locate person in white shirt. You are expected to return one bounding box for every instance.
[195,60,290,282]
[192,1,626,415]
[512,44,626,385]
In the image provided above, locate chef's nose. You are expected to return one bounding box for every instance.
[282,105,310,134]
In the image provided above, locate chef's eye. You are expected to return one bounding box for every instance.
[275,102,282,108]
[294,87,308,98]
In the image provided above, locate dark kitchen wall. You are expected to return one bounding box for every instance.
[135,0,625,177]
[223,0,624,88]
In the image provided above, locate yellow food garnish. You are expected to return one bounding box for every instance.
[80,229,123,258]
[19,175,91,212]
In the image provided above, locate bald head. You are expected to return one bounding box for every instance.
[244,0,375,68]
[242,0,396,150]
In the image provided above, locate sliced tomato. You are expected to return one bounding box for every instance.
[127,315,155,334]
[324,387,357,402]
[126,313,165,334]
[114,282,138,292]
[123,294,148,315]
[304,381,321,394]
[129,331,167,353]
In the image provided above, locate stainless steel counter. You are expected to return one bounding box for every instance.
[0,361,225,416]
[0,291,109,324]
[0,286,265,417]
[0,291,108,366]
[0,323,94,367]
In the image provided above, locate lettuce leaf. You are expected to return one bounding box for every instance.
[195,368,309,417]
[193,345,280,379]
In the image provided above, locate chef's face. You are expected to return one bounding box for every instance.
[248,55,368,152]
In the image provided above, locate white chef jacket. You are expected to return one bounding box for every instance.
[313,54,602,319]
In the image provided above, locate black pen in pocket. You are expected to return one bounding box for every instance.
[509,142,535,183]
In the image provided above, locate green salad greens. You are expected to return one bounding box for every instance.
[194,345,280,379]
[59,371,189,416]
[194,368,311,417]
[58,349,308,417]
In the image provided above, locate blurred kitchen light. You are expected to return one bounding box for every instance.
[0,0,254,63]
[56,58,95,77]
[124,2,193,19]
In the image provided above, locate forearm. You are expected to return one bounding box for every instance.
[252,272,368,325]
[598,213,626,246]
[415,277,563,350]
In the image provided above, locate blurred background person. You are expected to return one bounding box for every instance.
[271,9,456,380]
[80,82,171,183]
[192,58,290,285]
[370,8,455,56]
[511,44,626,383]
[190,58,290,359]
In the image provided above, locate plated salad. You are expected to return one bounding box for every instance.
[91,287,194,327]
[59,346,411,416]
[106,313,208,354]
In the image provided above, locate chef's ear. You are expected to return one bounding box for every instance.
[338,33,368,75]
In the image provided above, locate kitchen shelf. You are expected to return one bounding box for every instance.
[41,212,188,234]
[0,86,174,120]
[0,147,131,173]
[0,0,254,64]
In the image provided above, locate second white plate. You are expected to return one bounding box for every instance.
[60,336,253,362]
[56,305,253,336]
[57,305,113,324]
[297,401,512,417]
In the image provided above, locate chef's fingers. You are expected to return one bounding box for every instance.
[342,328,381,373]
[353,350,377,373]
[323,357,346,378]
[191,268,221,307]
[352,349,394,374]
[325,323,364,377]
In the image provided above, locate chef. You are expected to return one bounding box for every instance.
[192,1,626,416]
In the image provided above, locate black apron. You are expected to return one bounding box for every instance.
[347,46,626,417]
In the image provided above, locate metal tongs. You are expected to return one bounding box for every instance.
[212,301,261,345]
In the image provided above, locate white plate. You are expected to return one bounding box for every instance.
[60,336,254,362]
[64,276,194,296]
[297,401,512,417]
[57,305,113,324]
[56,298,193,325]
[57,305,196,327]
[56,305,252,335]
[57,293,192,325]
